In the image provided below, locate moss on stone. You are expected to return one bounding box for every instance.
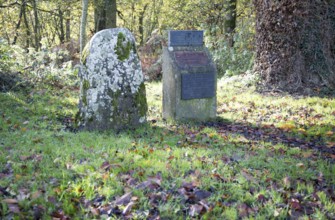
[106,86,147,127]
[132,43,137,54]
[83,80,90,91]
[108,89,121,107]
[88,116,94,122]
[74,111,81,128]
[81,43,90,65]
[135,83,148,117]
[115,32,132,61]
[107,89,121,123]
[81,80,90,106]
[73,67,79,76]
[82,94,87,106]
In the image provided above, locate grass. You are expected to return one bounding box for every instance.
[0,74,335,219]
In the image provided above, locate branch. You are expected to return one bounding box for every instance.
[117,9,125,21]
[0,0,19,8]
[10,1,62,16]
[26,3,59,16]
[29,0,81,16]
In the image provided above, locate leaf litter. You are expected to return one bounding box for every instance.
[1,79,335,219]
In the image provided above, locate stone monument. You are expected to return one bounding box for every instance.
[76,28,147,131]
[162,30,217,121]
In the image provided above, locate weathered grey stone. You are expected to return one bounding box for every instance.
[77,28,147,131]
[162,31,217,121]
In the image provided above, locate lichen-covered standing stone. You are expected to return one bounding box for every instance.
[77,28,147,131]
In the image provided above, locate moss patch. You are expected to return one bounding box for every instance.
[74,111,82,128]
[82,94,87,106]
[81,80,90,106]
[108,89,121,109]
[115,32,132,61]
[106,86,147,128]
[135,83,148,117]
[81,43,90,65]
[83,80,90,91]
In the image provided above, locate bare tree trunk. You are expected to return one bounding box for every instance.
[94,0,117,32]
[12,2,24,45]
[94,2,105,32]
[224,0,237,47]
[148,0,162,37]
[66,10,71,41]
[22,0,31,49]
[58,8,65,43]
[80,0,89,55]
[105,0,116,28]
[254,0,335,93]
[138,4,148,45]
[130,3,135,33]
[32,0,40,50]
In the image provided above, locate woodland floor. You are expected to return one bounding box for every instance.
[0,74,335,219]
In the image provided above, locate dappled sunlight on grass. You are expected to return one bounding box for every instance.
[0,76,334,219]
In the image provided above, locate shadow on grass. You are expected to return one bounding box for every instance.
[0,72,33,93]
[202,117,335,161]
[61,113,335,162]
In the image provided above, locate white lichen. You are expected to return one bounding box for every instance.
[79,28,146,125]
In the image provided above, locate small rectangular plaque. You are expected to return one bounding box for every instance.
[181,73,215,100]
[169,30,203,47]
[174,51,209,68]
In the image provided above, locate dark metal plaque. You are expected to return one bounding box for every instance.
[174,51,209,68]
[181,73,215,100]
[169,30,203,47]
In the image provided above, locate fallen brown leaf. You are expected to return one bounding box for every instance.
[296,163,305,168]
[326,131,334,136]
[290,198,301,210]
[326,142,335,148]
[122,201,135,215]
[31,190,43,199]
[241,170,257,183]
[194,190,211,201]
[8,203,20,213]
[189,204,204,217]
[90,207,100,216]
[237,203,249,218]
[283,176,291,188]
[2,198,18,204]
[100,161,111,171]
[115,192,132,206]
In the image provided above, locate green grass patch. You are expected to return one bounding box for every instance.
[0,75,334,219]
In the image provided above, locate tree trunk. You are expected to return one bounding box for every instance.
[22,0,31,49]
[94,2,105,31]
[138,4,148,45]
[12,2,24,45]
[130,3,135,33]
[58,8,65,43]
[32,0,40,50]
[66,10,71,41]
[224,0,237,47]
[105,0,116,28]
[253,0,335,92]
[94,0,117,32]
[80,0,89,55]
[147,0,161,38]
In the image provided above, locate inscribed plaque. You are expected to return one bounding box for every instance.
[169,30,203,47]
[181,73,215,100]
[174,51,209,68]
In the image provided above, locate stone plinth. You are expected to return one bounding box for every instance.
[162,30,217,121]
